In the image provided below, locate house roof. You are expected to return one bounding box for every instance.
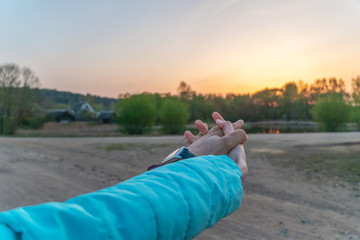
[97,110,115,119]
[72,102,95,113]
[49,109,75,119]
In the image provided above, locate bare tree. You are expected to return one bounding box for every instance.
[0,64,40,134]
[176,81,196,100]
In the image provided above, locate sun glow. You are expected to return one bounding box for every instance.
[1,1,360,97]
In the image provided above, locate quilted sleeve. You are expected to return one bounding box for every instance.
[0,155,243,240]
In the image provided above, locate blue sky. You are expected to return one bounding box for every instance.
[1,0,360,97]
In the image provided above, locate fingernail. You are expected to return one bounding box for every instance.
[216,119,224,124]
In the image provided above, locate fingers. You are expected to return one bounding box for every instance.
[195,119,209,135]
[238,144,247,180]
[215,119,236,135]
[212,112,225,122]
[213,112,244,130]
[183,130,196,147]
[186,114,246,148]
[216,120,234,135]
[223,129,248,151]
[228,144,247,181]
[233,119,244,129]
[183,137,191,147]
[184,119,208,147]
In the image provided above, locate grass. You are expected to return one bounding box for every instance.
[104,143,128,151]
[265,143,360,183]
[103,143,171,152]
[4,133,44,137]
[303,152,360,183]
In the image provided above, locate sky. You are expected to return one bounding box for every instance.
[1,0,360,98]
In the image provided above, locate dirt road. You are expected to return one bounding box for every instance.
[0,133,359,239]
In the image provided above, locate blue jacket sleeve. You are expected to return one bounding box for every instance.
[0,155,243,240]
[0,225,20,240]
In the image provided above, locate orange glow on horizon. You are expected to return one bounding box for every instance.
[3,1,359,98]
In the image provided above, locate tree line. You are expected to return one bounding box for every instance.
[0,64,40,134]
[116,78,360,134]
[1,63,360,135]
[0,63,117,134]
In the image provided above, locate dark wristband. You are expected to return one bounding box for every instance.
[147,147,196,171]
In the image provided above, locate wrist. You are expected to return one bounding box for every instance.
[147,146,196,171]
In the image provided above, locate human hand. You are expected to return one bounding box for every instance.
[183,117,245,147]
[185,112,247,155]
[215,118,247,180]
[184,112,248,180]
[186,123,247,157]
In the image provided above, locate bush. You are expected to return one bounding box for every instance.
[21,115,47,129]
[116,94,156,134]
[312,93,350,132]
[3,117,18,135]
[76,111,95,121]
[159,99,189,134]
[350,106,360,130]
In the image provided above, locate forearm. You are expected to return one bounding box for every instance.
[0,155,243,240]
[0,225,19,240]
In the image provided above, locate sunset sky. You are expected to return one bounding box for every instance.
[1,0,360,98]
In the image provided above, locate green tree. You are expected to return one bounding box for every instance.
[82,93,103,111]
[188,94,215,122]
[352,76,360,104]
[16,67,41,125]
[252,88,281,120]
[309,78,330,103]
[309,77,347,103]
[278,82,298,120]
[350,106,360,130]
[226,94,257,122]
[312,93,350,132]
[116,94,156,134]
[295,80,312,120]
[350,76,360,129]
[0,64,40,134]
[51,103,72,110]
[159,99,189,134]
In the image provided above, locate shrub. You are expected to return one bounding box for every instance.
[76,111,95,121]
[116,94,156,134]
[21,115,47,129]
[159,99,189,134]
[3,117,18,135]
[312,93,350,132]
[350,106,360,130]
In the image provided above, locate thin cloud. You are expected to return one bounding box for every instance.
[212,0,243,16]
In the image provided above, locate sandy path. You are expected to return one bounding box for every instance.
[0,133,359,239]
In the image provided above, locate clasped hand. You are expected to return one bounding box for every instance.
[183,112,248,180]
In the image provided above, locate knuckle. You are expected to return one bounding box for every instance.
[209,126,219,134]
[238,129,247,139]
